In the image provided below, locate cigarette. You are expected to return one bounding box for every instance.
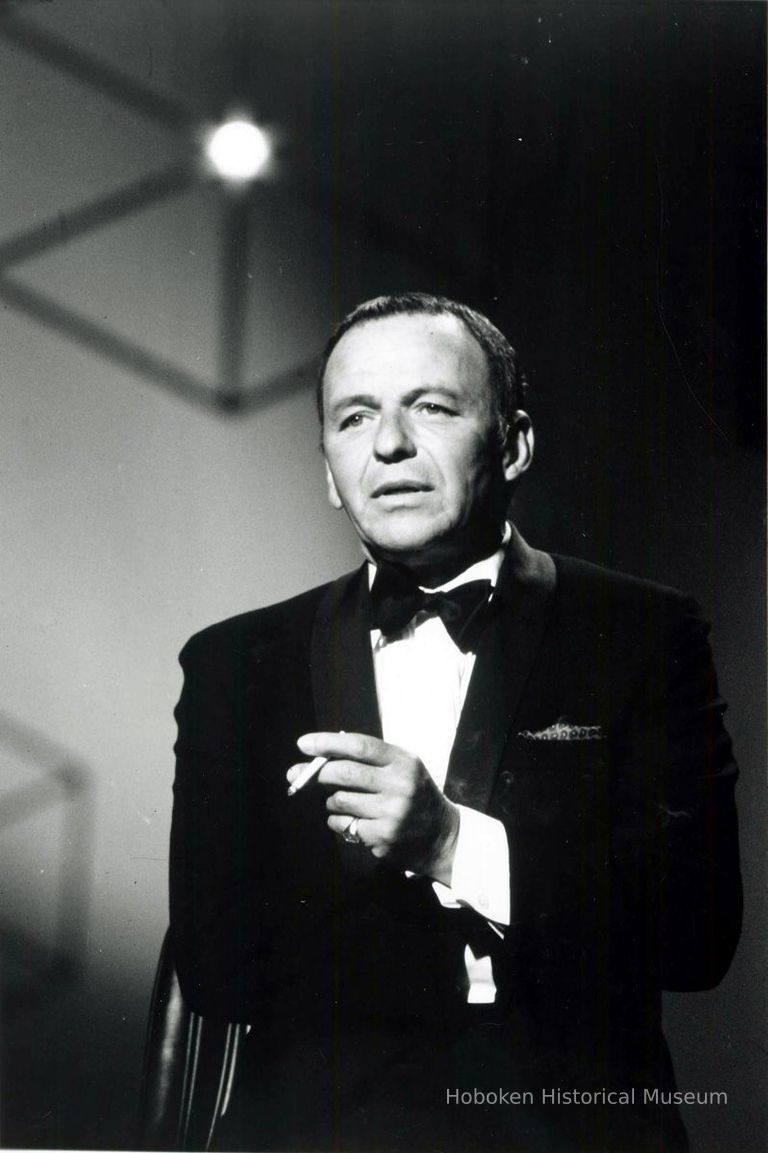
[287,755,329,797]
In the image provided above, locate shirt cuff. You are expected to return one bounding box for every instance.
[431,804,510,928]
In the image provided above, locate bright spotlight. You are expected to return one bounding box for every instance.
[205,119,271,183]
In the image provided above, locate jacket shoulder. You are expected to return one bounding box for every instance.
[549,554,708,666]
[178,568,363,668]
[552,553,700,614]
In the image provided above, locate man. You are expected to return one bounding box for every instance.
[170,293,741,1151]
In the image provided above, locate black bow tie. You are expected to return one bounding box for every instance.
[369,564,494,653]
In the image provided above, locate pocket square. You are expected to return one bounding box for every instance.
[518,720,603,742]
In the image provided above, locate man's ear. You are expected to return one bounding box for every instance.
[502,410,534,483]
[324,459,344,510]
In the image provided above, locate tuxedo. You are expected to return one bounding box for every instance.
[169,528,741,1152]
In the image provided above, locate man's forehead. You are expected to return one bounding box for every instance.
[325,311,487,378]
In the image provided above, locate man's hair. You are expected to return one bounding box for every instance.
[316,292,528,440]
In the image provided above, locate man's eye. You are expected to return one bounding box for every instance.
[339,412,367,430]
[418,402,453,416]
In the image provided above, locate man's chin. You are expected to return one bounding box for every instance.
[360,524,460,572]
[358,512,443,553]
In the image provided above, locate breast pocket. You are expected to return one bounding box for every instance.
[497,736,612,832]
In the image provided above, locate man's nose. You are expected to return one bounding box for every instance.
[373,410,416,461]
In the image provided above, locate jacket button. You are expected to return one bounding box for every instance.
[500,771,514,786]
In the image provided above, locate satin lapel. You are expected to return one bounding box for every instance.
[310,564,382,739]
[443,526,557,811]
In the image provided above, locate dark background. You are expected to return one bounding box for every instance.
[0,2,764,1149]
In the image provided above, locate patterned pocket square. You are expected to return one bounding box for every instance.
[518,721,603,742]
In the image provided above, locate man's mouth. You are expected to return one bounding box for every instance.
[371,481,431,498]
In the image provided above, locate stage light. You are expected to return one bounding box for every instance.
[205,119,271,183]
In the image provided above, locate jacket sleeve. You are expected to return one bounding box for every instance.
[168,627,263,1022]
[619,597,742,991]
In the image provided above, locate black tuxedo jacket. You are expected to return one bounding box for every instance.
[169,529,741,1151]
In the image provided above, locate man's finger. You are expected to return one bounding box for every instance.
[325,790,382,818]
[297,730,394,765]
[317,760,381,792]
[326,814,377,843]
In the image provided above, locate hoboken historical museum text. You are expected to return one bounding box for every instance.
[446,1088,727,1107]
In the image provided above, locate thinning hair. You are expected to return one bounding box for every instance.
[316,292,528,440]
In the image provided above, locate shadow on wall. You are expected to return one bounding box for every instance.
[0,710,96,1138]
[0,710,100,1143]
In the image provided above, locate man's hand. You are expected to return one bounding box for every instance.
[287,731,460,885]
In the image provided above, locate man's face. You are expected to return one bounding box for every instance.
[321,312,513,575]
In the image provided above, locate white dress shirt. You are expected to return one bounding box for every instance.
[369,526,511,1003]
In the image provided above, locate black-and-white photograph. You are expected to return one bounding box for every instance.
[0,2,764,1151]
